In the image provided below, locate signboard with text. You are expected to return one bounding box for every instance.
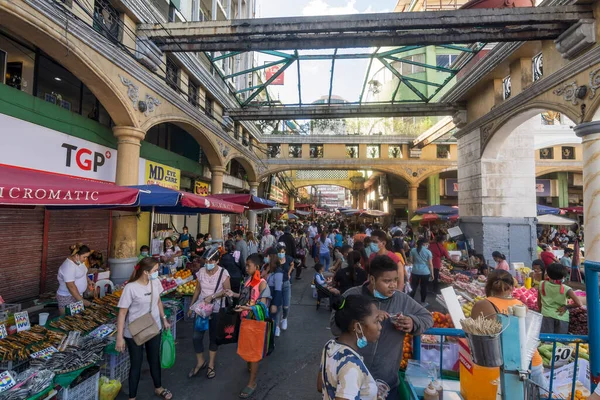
[536,179,552,197]
[265,64,285,85]
[194,181,210,196]
[445,178,458,197]
[144,161,180,190]
[67,300,84,316]
[14,311,30,332]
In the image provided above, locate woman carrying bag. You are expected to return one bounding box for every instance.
[116,258,173,400]
[225,254,271,398]
[187,253,231,380]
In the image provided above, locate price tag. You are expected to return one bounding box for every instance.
[554,346,574,363]
[0,371,16,393]
[88,324,115,339]
[14,311,30,332]
[0,324,7,339]
[30,346,58,360]
[67,301,84,316]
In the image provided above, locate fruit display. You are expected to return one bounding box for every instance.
[174,269,193,280]
[176,279,197,295]
[512,287,539,311]
[461,296,485,318]
[568,307,588,335]
[567,389,587,400]
[432,312,454,328]
[161,278,178,292]
[400,334,412,370]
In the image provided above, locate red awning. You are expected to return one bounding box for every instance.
[210,193,276,210]
[561,206,583,214]
[0,165,138,206]
[178,193,244,214]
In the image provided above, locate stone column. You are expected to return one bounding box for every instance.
[573,121,600,386]
[248,182,259,235]
[209,166,226,240]
[110,126,145,284]
[427,174,440,206]
[288,194,295,211]
[351,190,359,208]
[552,172,569,208]
[357,190,366,210]
[408,183,419,220]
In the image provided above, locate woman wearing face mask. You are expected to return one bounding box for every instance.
[57,243,93,315]
[265,248,285,336]
[116,257,173,400]
[317,295,382,400]
[160,238,182,269]
[276,244,295,333]
[187,255,231,379]
[318,232,334,271]
[409,238,434,307]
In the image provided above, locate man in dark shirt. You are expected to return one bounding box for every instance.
[190,233,206,260]
[278,226,297,260]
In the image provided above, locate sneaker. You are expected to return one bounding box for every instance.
[275,327,281,337]
[281,319,288,331]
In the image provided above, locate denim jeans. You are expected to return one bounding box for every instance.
[282,280,291,319]
[319,252,331,271]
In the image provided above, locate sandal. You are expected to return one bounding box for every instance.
[188,362,207,378]
[239,386,256,398]
[155,389,173,399]
[207,367,216,379]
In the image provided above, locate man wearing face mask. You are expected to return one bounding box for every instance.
[276,244,295,332]
[368,230,405,292]
[330,255,433,399]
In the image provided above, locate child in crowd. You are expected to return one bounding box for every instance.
[138,245,150,261]
[539,263,582,334]
[314,263,340,295]
[178,226,191,257]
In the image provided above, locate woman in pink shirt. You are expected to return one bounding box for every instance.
[492,251,510,271]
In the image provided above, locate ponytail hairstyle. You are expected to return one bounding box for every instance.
[416,238,426,254]
[70,243,91,256]
[320,231,326,244]
[491,251,506,261]
[129,257,159,283]
[332,294,375,333]
[347,250,362,284]
[485,269,515,297]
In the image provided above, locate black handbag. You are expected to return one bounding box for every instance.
[215,298,241,345]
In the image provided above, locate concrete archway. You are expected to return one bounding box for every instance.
[225,153,258,182]
[0,4,137,127]
[142,115,223,169]
[535,166,583,177]
[296,183,353,191]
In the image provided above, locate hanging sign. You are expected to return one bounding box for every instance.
[0,371,16,393]
[0,325,7,339]
[30,346,58,360]
[67,301,84,316]
[194,181,210,196]
[144,161,180,190]
[14,312,30,332]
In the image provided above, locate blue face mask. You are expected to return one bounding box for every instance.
[206,263,216,271]
[355,324,368,349]
[374,289,390,300]
[141,251,149,257]
[278,253,285,260]
[264,257,270,264]
[370,243,380,253]
[149,271,159,280]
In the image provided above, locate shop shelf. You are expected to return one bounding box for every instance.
[59,371,99,400]
[99,349,130,383]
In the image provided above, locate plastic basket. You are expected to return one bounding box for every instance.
[99,350,130,383]
[59,371,99,400]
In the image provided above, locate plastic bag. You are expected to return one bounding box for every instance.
[191,299,214,318]
[161,330,176,369]
[99,376,122,400]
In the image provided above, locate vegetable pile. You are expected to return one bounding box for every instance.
[432,312,454,328]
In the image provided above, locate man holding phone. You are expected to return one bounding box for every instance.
[330,255,433,400]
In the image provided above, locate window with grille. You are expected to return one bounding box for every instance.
[562,146,575,160]
[539,148,554,159]
[268,144,281,158]
[533,53,543,82]
[310,145,323,158]
[166,57,179,91]
[367,145,380,159]
[93,0,122,43]
[437,144,450,159]
[188,80,199,107]
[205,97,213,117]
[503,76,511,100]
[389,146,402,159]
[346,145,358,158]
[436,54,457,68]
[289,145,302,158]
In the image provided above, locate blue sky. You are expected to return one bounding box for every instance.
[254,0,399,105]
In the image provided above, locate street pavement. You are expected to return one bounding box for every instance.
[116,258,443,399]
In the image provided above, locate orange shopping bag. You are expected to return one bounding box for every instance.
[237,318,267,362]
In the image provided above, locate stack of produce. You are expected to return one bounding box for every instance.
[400,334,412,370]
[176,279,197,295]
[0,328,66,362]
[461,297,485,318]
[161,278,178,292]
[568,307,588,335]
[439,267,454,284]
[512,287,539,311]
[432,312,454,328]
[455,274,470,284]
[173,269,192,280]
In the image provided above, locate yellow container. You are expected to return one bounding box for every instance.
[524,277,532,289]
[458,339,500,400]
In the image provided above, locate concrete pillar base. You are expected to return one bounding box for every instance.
[459,216,536,265]
[109,256,138,285]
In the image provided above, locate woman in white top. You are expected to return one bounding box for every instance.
[187,260,231,380]
[260,228,276,253]
[56,243,93,314]
[116,257,172,400]
[318,232,334,271]
[160,237,182,267]
[317,294,382,400]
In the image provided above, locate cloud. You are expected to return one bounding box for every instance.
[302,0,361,16]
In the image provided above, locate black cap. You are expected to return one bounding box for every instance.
[284,226,291,233]
[266,247,278,255]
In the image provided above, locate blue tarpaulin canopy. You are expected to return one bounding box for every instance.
[536,204,561,216]
[415,205,458,215]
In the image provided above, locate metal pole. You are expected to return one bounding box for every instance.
[585,262,600,391]
[150,206,155,254]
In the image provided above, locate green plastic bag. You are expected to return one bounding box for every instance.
[160,330,176,369]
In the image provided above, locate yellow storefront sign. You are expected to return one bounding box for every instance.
[194,181,210,196]
[144,161,180,190]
